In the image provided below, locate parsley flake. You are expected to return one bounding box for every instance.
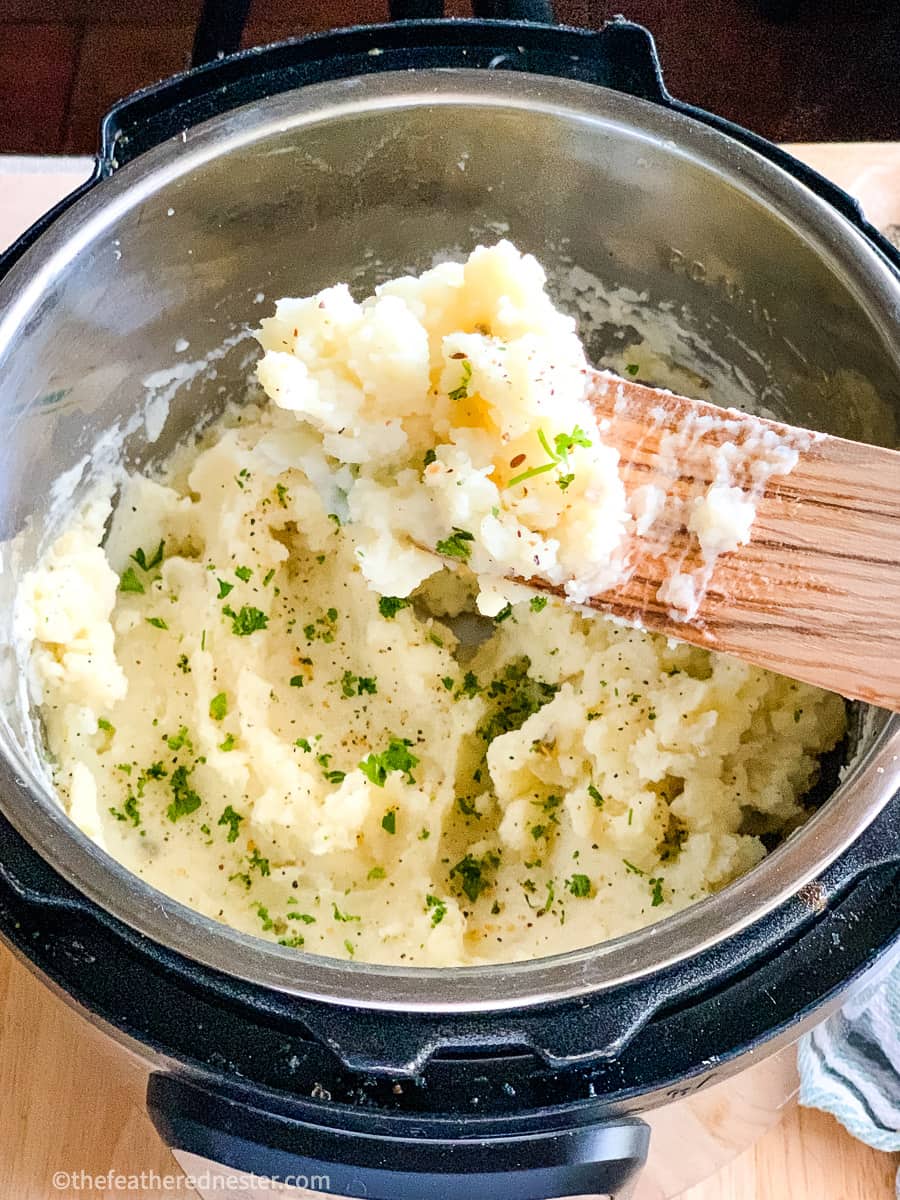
[448,358,473,401]
[435,528,474,561]
[218,805,244,842]
[119,566,145,594]
[359,738,419,787]
[378,596,410,619]
[426,894,447,926]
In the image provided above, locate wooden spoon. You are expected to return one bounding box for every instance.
[518,371,900,711]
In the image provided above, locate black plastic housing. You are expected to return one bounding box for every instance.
[1,14,898,1200]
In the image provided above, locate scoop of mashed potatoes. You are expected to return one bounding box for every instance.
[17,245,846,966]
[256,240,631,611]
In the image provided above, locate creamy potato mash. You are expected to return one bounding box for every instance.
[18,243,846,966]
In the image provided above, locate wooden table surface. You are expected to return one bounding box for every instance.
[1,142,898,1200]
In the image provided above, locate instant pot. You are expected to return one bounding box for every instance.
[0,5,898,1198]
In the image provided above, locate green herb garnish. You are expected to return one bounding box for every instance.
[209,692,228,721]
[378,596,409,619]
[508,425,592,491]
[131,540,165,572]
[435,528,474,561]
[381,809,397,835]
[587,784,604,809]
[359,738,419,788]
[449,850,500,904]
[426,894,447,926]
[566,873,592,898]
[223,604,268,636]
[218,805,244,842]
[332,903,360,923]
[119,566,145,594]
[448,358,473,401]
[109,794,141,827]
[166,765,201,822]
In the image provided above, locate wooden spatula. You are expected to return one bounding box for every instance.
[520,371,900,711]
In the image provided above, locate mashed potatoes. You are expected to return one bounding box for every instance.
[17,244,846,966]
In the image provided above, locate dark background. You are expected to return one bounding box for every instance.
[1,0,898,155]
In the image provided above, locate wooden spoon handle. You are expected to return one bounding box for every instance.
[576,377,900,710]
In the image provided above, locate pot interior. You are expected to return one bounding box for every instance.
[0,69,897,1007]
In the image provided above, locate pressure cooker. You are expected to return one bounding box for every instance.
[0,6,898,1198]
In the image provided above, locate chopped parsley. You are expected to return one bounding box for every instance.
[288,912,316,924]
[623,858,645,877]
[109,794,141,827]
[249,848,271,877]
[97,717,115,735]
[166,765,201,822]
[529,595,548,613]
[217,804,244,842]
[477,657,558,743]
[165,725,192,752]
[359,737,419,787]
[493,603,513,624]
[219,733,237,752]
[274,482,290,508]
[217,579,234,599]
[368,866,386,880]
[435,527,474,561]
[344,939,356,957]
[378,596,410,619]
[508,425,592,492]
[381,809,397,835]
[426,894,447,926]
[234,565,252,582]
[650,877,665,907]
[423,448,437,468]
[209,692,228,721]
[303,608,338,644]
[279,933,305,948]
[332,903,360,923]
[131,540,165,572]
[458,671,481,699]
[566,873,592,898]
[252,902,274,931]
[295,738,312,752]
[262,568,275,587]
[145,616,168,630]
[223,604,268,636]
[449,850,500,904]
[341,671,378,698]
[119,566,145,594]
[448,358,473,401]
[290,674,304,688]
[587,784,604,809]
[625,362,640,377]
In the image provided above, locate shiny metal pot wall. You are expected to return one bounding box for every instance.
[0,70,898,1011]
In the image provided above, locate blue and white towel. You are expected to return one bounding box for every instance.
[799,951,900,1195]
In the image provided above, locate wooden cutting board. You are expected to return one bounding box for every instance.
[0,142,898,1200]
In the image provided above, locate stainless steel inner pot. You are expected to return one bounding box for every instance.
[0,69,897,1012]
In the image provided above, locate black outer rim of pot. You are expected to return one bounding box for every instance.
[0,12,898,1132]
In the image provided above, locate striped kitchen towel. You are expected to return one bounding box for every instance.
[798,950,900,1195]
